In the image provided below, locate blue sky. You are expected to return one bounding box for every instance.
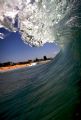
[0,29,60,63]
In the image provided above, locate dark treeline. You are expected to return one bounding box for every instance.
[0,56,53,67]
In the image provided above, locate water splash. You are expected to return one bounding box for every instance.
[0,1,81,120]
[0,0,80,46]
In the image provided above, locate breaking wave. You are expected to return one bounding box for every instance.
[0,0,81,46]
[0,0,81,120]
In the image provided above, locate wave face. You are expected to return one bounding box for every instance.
[0,0,81,120]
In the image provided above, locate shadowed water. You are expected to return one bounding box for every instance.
[0,42,81,120]
[0,0,81,120]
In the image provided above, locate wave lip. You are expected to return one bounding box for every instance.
[0,0,78,46]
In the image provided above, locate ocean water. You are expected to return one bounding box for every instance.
[0,42,81,120]
[0,0,81,120]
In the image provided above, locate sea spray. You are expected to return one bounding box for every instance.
[0,0,81,120]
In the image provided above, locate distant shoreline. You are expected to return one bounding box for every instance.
[0,60,51,72]
[0,63,31,72]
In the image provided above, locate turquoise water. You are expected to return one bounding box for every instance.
[0,0,81,120]
[0,47,81,120]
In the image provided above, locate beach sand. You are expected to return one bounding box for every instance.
[0,60,51,72]
[0,64,31,72]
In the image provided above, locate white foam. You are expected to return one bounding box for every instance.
[0,0,75,46]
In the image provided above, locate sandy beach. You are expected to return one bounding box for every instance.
[0,60,51,72]
[0,63,31,72]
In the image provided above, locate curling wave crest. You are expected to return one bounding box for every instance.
[0,0,80,46]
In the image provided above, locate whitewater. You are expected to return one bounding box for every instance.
[0,0,81,120]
